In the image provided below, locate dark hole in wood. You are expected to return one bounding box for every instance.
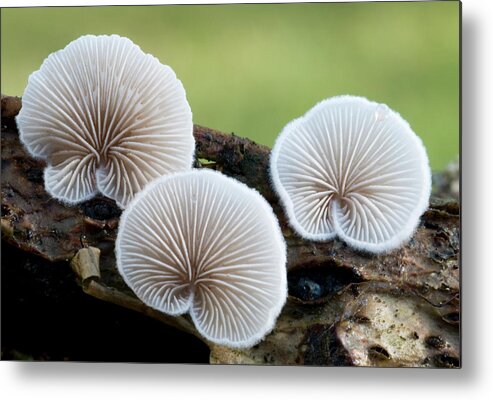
[81,197,121,221]
[368,345,391,360]
[288,264,362,302]
[432,353,460,368]
[425,335,446,350]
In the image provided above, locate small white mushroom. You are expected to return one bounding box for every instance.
[270,95,431,253]
[116,169,287,348]
[16,34,194,208]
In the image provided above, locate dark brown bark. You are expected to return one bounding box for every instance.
[1,95,460,366]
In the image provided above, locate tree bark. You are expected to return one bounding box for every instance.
[1,95,460,367]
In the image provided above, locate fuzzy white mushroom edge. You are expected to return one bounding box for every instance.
[270,95,431,254]
[115,169,288,348]
[16,34,194,208]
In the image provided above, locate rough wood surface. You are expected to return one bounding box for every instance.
[1,94,460,366]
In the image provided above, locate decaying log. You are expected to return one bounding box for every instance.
[1,95,460,367]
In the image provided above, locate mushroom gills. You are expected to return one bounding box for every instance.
[116,169,287,348]
[270,95,431,253]
[16,34,194,208]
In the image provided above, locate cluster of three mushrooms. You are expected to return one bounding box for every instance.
[16,35,431,348]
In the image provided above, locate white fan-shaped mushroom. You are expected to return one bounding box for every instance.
[116,169,287,348]
[16,34,194,208]
[270,95,431,253]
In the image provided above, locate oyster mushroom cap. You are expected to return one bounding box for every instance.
[16,34,194,208]
[270,95,431,253]
[116,169,287,348]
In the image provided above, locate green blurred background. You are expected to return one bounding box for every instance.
[1,2,459,170]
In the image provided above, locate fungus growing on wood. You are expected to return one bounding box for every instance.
[270,95,431,253]
[16,34,194,208]
[116,169,287,348]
